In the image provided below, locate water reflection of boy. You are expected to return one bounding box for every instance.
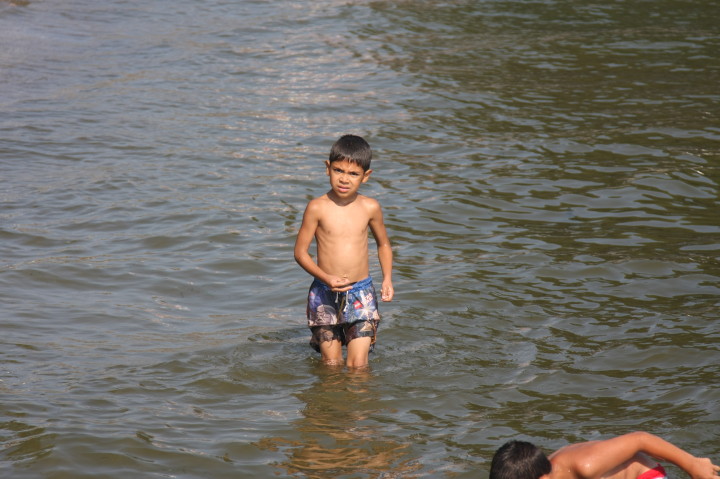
[274,368,417,477]
[490,432,718,479]
[294,134,393,369]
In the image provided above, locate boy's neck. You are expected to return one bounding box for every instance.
[327,190,359,206]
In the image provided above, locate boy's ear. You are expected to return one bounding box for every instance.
[362,169,372,183]
[325,160,331,175]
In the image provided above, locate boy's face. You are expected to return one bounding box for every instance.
[325,159,371,200]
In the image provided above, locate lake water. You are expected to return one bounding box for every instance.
[1,0,719,477]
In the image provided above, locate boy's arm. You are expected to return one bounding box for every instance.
[556,432,718,479]
[368,200,393,301]
[294,201,352,291]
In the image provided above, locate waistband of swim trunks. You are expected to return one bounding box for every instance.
[313,276,372,291]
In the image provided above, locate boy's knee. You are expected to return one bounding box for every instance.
[345,351,370,368]
[346,356,369,369]
[345,337,372,368]
[318,339,343,364]
[322,357,345,366]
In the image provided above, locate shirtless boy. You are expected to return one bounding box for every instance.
[490,432,718,479]
[294,134,393,369]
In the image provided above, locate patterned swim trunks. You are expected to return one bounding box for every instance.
[306,277,380,352]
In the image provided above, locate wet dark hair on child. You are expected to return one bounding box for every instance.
[329,134,372,171]
[490,441,552,479]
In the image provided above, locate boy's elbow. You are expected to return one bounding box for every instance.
[377,241,392,250]
[625,431,651,441]
[629,431,654,446]
[294,248,311,267]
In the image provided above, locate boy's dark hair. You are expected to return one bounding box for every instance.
[489,441,552,479]
[329,134,372,171]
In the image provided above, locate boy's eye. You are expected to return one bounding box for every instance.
[334,168,360,176]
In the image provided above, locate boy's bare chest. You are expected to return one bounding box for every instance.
[317,207,370,237]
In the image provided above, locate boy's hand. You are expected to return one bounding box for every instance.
[381,281,394,302]
[688,457,719,479]
[327,275,352,292]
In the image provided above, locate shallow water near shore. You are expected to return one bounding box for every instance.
[1,0,719,477]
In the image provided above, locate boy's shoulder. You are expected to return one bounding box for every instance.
[355,193,380,206]
[308,193,330,204]
[350,195,383,215]
[305,193,333,208]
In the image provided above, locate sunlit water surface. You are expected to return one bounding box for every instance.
[1,0,719,477]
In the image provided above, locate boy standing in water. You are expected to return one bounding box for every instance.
[490,432,718,479]
[294,134,394,369]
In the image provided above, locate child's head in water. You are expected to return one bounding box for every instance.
[490,440,551,479]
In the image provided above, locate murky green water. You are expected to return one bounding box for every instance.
[1,0,718,477]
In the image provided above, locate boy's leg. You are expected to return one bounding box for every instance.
[310,325,345,366]
[344,319,378,369]
[318,339,344,366]
[346,336,372,369]
[340,279,380,369]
